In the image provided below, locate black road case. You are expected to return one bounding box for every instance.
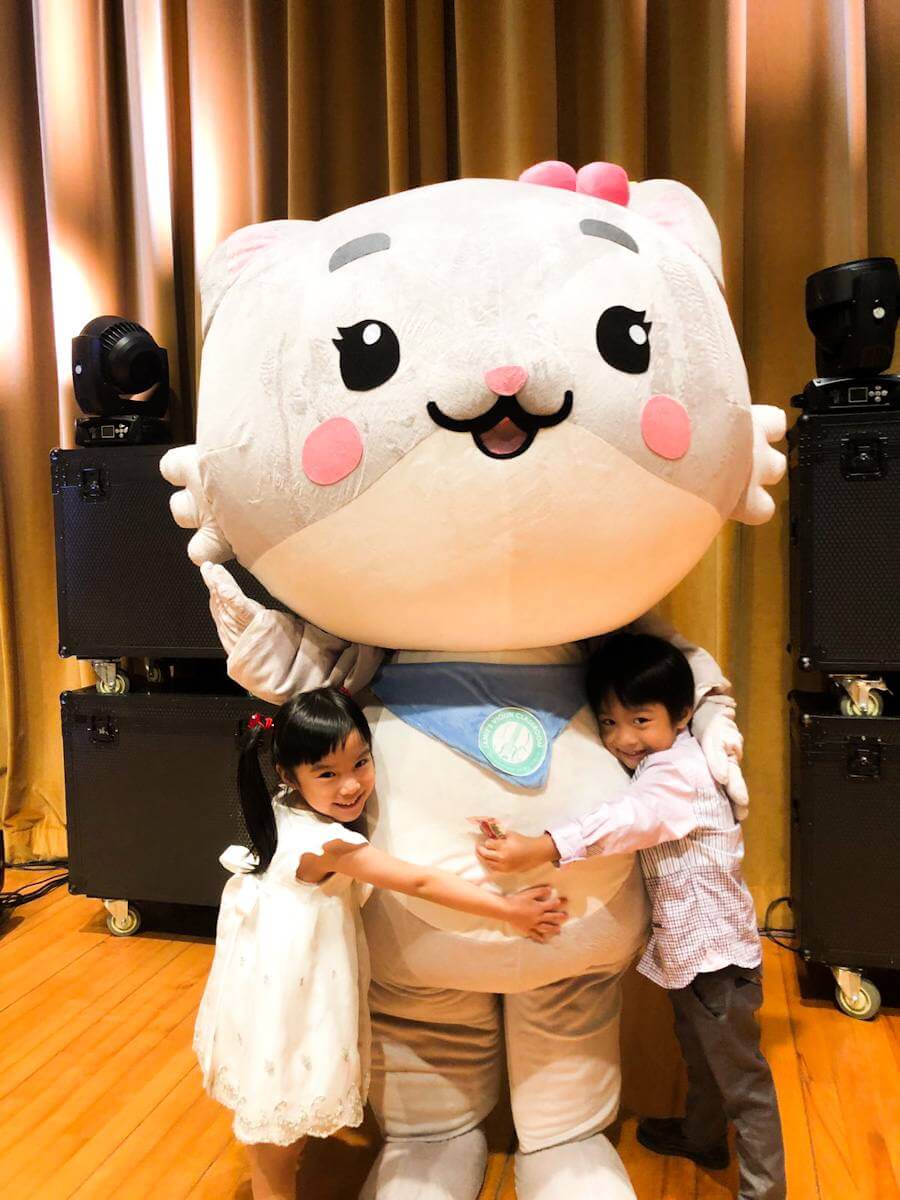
[62,688,277,918]
[790,692,900,972]
[51,445,283,660]
[788,409,900,673]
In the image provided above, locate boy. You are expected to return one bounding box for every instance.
[476,632,786,1200]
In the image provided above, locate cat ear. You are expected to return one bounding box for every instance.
[200,221,310,337]
[628,179,724,286]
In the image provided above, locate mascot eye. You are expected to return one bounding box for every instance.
[595,307,652,374]
[333,320,400,391]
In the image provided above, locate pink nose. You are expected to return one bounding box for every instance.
[484,365,528,396]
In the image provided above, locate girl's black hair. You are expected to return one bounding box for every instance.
[237,687,372,874]
[586,632,695,725]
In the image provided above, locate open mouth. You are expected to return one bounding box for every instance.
[426,391,573,460]
[617,750,647,767]
[334,794,366,810]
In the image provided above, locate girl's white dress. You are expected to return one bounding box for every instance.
[193,800,371,1146]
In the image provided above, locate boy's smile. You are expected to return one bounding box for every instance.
[596,695,690,771]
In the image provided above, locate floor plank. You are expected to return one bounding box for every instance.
[1,874,897,1199]
[0,936,190,1100]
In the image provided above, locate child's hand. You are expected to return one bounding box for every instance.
[504,885,568,942]
[477,831,557,874]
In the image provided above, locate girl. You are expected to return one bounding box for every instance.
[194,686,567,1200]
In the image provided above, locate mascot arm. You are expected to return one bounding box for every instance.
[201,562,384,703]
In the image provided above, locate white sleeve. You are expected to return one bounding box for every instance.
[294,823,370,888]
[320,827,369,851]
[225,608,386,703]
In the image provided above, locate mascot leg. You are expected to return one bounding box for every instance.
[506,969,637,1199]
[360,979,502,1200]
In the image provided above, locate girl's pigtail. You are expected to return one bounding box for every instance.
[237,723,277,874]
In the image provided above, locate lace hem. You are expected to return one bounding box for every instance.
[200,1059,369,1146]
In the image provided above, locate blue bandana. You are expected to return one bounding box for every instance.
[370,661,588,788]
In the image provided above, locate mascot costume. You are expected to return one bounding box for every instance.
[162,160,785,1199]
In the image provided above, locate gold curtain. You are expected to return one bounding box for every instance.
[1,0,894,905]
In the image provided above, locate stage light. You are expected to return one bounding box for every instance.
[806,257,899,378]
[71,316,172,445]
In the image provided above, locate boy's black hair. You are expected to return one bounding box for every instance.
[237,687,372,874]
[586,632,695,725]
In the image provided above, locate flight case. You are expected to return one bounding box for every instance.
[790,692,900,1015]
[51,445,283,661]
[788,409,900,675]
[62,687,277,932]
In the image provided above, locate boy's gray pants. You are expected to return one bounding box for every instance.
[669,964,786,1200]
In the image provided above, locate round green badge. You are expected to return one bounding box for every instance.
[478,708,548,777]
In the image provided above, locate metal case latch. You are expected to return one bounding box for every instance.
[79,467,108,500]
[846,737,881,780]
[840,436,885,480]
[89,714,118,745]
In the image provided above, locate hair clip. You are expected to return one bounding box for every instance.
[248,713,274,730]
[339,687,352,698]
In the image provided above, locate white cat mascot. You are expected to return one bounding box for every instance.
[163,159,784,1199]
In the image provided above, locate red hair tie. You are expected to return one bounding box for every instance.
[248,713,274,730]
[339,687,352,698]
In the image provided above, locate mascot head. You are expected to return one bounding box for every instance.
[164,161,784,650]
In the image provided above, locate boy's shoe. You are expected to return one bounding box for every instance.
[636,1117,730,1170]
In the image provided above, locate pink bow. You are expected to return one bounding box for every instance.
[518,160,630,206]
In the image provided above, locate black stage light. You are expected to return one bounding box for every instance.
[805,257,900,378]
[71,316,173,446]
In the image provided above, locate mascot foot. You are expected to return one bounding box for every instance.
[359,1126,488,1200]
[515,1132,636,1200]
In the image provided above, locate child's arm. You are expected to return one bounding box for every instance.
[477,757,699,873]
[307,842,568,941]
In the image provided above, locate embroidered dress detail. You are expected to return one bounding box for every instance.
[371,661,587,788]
[197,1059,369,1146]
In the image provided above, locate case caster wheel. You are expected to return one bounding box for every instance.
[833,970,880,1020]
[145,665,164,685]
[840,692,883,718]
[103,900,141,936]
[92,659,129,695]
[96,672,129,695]
[833,675,890,717]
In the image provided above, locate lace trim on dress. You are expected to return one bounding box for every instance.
[198,1056,370,1146]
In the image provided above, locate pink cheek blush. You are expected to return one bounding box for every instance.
[641,394,692,461]
[301,417,364,485]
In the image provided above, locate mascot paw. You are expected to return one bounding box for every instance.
[515,1133,636,1199]
[359,1127,487,1200]
[159,444,233,565]
[731,404,787,526]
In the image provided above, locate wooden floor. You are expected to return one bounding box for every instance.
[1,870,898,1200]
